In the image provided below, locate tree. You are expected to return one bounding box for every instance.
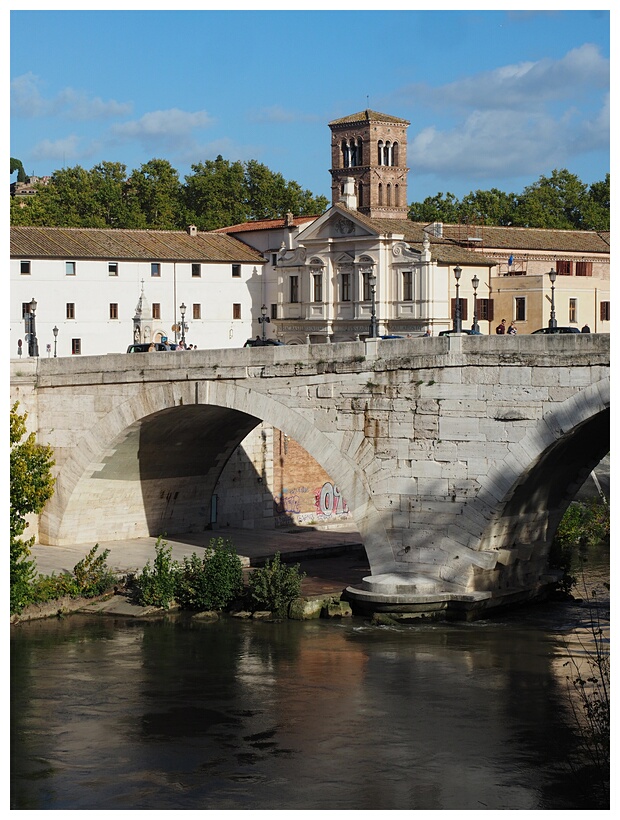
[459,188,518,226]
[128,158,185,229]
[11,157,27,183]
[184,155,247,230]
[513,169,589,230]
[408,192,462,224]
[10,403,55,613]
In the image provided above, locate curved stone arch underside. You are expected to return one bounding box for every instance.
[40,379,388,562]
[475,377,610,554]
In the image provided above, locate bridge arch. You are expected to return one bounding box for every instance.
[40,378,387,564]
[471,377,610,590]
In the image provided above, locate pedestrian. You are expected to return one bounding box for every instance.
[496,319,507,335]
[581,323,591,333]
[422,329,431,337]
[508,321,517,335]
[148,342,156,352]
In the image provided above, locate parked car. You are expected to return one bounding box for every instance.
[126,342,180,352]
[379,334,405,340]
[244,337,285,347]
[438,329,474,336]
[531,327,581,334]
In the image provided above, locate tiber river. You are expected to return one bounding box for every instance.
[11,544,609,811]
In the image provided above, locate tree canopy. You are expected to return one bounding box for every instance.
[408,170,609,231]
[11,156,330,230]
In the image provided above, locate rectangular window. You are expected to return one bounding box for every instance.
[20,261,31,275]
[575,261,593,277]
[451,298,468,321]
[71,338,81,355]
[66,303,75,320]
[402,271,413,302]
[193,303,201,320]
[477,299,494,321]
[151,262,161,277]
[556,260,572,276]
[66,261,76,276]
[515,297,526,322]
[341,273,351,302]
[569,298,577,324]
[192,263,201,278]
[233,303,241,320]
[232,264,241,278]
[271,303,277,320]
[313,273,323,302]
[152,303,161,320]
[600,301,610,321]
[290,275,299,303]
[363,273,371,301]
[271,253,278,267]
[109,303,118,320]
[108,262,118,276]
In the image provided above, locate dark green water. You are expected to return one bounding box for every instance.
[11,546,609,810]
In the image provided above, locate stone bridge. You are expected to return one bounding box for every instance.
[11,334,609,615]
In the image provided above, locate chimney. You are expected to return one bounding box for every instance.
[187,225,198,237]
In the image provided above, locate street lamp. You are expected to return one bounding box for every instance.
[53,325,58,358]
[548,268,558,328]
[453,266,462,333]
[179,302,187,345]
[368,272,378,338]
[28,298,39,357]
[258,304,270,341]
[471,275,480,333]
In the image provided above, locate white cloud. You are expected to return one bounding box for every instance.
[110,109,215,150]
[10,72,132,120]
[30,135,85,162]
[247,105,319,124]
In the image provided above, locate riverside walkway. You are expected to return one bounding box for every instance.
[30,525,368,599]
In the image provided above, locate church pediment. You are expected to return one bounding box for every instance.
[296,206,378,243]
[392,241,422,263]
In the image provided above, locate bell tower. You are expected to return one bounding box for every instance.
[329,109,410,219]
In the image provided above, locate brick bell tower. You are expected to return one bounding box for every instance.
[329,109,410,218]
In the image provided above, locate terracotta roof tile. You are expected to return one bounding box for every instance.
[329,109,410,126]
[10,226,266,263]
[214,215,318,233]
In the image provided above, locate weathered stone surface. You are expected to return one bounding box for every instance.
[11,336,609,612]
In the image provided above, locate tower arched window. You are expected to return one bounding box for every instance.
[377,141,384,165]
[349,138,357,167]
[357,138,363,166]
[383,141,390,165]
[387,184,392,206]
[395,184,399,206]
[341,139,349,168]
[393,142,399,166]
[358,182,363,207]
[378,183,383,205]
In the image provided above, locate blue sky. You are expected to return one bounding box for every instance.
[9,5,610,205]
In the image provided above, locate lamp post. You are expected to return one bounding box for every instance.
[179,302,187,345]
[369,272,378,338]
[258,304,270,341]
[53,325,58,357]
[28,298,39,357]
[548,268,558,328]
[471,275,480,333]
[453,266,462,333]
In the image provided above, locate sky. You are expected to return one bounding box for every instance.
[8,5,611,205]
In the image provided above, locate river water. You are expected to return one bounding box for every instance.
[11,545,609,811]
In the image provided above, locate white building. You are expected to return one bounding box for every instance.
[10,225,267,357]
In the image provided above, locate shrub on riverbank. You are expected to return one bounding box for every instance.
[132,536,244,611]
[247,552,305,617]
[550,499,610,595]
[23,545,117,609]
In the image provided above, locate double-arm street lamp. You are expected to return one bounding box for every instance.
[471,275,480,333]
[26,298,39,357]
[548,268,558,328]
[179,302,187,345]
[368,272,378,338]
[258,304,270,341]
[453,266,462,333]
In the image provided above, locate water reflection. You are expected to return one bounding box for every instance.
[11,549,609,811]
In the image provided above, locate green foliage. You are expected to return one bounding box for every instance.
[550,500,610,595]
[248,552,305,617]
[408,169,610,231]
[11,157,27,182]
[174,539,244,611]
[72,544,116,598]
[11,155,327,230]
[28,573,79,603]
[132,536,178,609]
[10,403,55,614]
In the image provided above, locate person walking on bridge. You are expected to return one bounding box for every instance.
[496,319,507,335]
